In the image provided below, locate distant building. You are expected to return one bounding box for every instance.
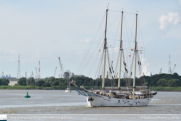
[9,81,18,86]
[64,72,70,78]
[73,75,85,77]
[8,77,18,86]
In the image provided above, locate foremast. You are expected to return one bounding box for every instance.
[118,10,123,92]
[102,7,108,91]
[133,13,138,98]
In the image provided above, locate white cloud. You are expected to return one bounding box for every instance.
[159,12,180,29]
[0,48,16,54]
[79,38,91,43]
[180,0,181,5]
[76,51,83,55]
[141,58,150,76]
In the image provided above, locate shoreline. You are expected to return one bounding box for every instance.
[0,86,181,92]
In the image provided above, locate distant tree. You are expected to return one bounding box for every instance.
[0,79,2,85]
[43,82,51,87]
[173,73,179,78]
[0,78,9,86]
[45,77,55,84]
[59,78,67,86]
[26,77,35,86]
[52,80,59,86]
[35,79,45,86]
[18,77,27,86]
[2,78,9,85]
[168,79,180,87]
[156,78,168,87]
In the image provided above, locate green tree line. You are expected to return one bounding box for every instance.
[1,73,181,88]
[0,78,9,86]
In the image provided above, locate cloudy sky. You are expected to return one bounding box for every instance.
[0,0,181,78]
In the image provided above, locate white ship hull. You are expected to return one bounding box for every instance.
[86,95,152,107]
[65,88,71,93]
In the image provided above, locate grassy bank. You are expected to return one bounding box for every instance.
[0,86,67,90]
[1,86,181,91]
[150,86,181,91]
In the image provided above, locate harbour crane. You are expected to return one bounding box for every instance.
[35,67,38,78]
[58,57,64,78]
[54,67,57,78]
[159,68,162,74]
[172,64,176,74]
[30,71,34,78]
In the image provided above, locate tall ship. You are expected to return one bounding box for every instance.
[70,6,157,107]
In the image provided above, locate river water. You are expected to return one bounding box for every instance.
[0,90,181,121]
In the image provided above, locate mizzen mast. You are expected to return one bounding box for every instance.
[102,6,108,91]
[118,10,123,92]
[133,13,138,98]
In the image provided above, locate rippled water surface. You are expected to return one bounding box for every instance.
[0,90,181,120]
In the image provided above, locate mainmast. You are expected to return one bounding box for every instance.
[118,10,123,92]
[133,13,138,98]
[102,7,108,91]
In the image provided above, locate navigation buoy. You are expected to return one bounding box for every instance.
[24,92,30,98]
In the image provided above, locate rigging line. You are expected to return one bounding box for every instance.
[107,12,121,31]
[77,24,105,75]
[106,48,113,86]
[94,51,104,89]
[124,17,131,70]
[76,35,104,76]
[137,50,142,76]
[115,50,120,76]
[113,50,125,79]
[109,10,122,12]
[94,50,104,79]
[113,13,121,47]
[108,16,114,41]
[107,48,113,76]
[78,34,104,74]
[122,50,129,78]
[126,52,135,87]
[124,15,136,41]
[129,51,135,78]
[79,40,104,75]
[88,43,104,76]
[76,13,106,74]
[87,51,99,76]
[109,10,137,15]
[108,16,114,61]
[124,17,131,42]
[112,12,122,63]
[138,18,146,60]
[124,11,137,15]
[107,39,136,42]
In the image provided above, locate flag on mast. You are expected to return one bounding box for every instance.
[129,53,131,57]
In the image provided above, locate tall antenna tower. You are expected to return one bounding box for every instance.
[39,61,40,78]
[58,57,64,78]
[17,54,21,79]
[168,54,172,74]
[25,71,27,78]
[31,71,34,78]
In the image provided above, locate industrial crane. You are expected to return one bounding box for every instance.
[58,57,64,78]
[54,67,57,78]
[159,68,162,74]
[35,67,38,78]
[172,64,176,74]
[30,71,34,78]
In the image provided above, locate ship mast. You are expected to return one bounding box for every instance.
[102,7,108,91]
[133,13,138,98]
[118,10,123,92]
